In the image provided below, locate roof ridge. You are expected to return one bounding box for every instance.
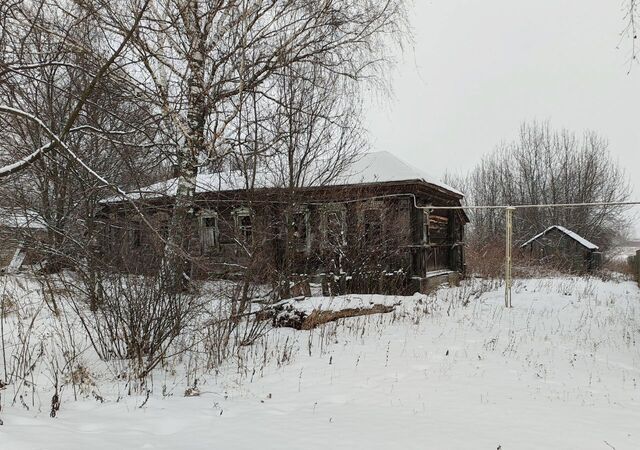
[520,225,599,250]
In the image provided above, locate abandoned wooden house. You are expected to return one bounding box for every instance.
[99,151,468,293]
[519,225,602,272]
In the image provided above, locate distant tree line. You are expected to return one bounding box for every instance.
[446,121,632,250]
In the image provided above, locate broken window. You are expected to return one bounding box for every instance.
[425,214,451,271]
[107,212,126,250]
[323,208,346,249]
[428,215,449,245]
[129,221,142,249]
[234,208,253,243]
[363,208,383,247]
[108,224,122,250]
[291,210,310,252]
[199,211,219,254]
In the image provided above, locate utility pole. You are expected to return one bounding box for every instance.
[504,207,515,308]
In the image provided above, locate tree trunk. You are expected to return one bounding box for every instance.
[162,0,206,289]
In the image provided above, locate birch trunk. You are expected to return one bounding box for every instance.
[162,0,206,289]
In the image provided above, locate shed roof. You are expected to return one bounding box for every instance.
[0,207,46,230]
[520,225,599,250]
[104,151,463,203]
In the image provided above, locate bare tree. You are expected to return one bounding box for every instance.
[622,0,639,66]
[0,0,408,392]
[0,0,152,177]
[249,64,367,295]
[0,1,171,291]
[454,121,632,250]
[118,0,407,288]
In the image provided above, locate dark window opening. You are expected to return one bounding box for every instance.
[237,213,253,243]
[291,211,309,251]
[108,224,123,251]
[425,214,452,271]
[325,210,346,249]
[130,222,142,249]
[363,209,383,248]
[428,215,449,245]
[200,214,218,254]
[426,246,451,271]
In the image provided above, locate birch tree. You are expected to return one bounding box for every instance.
[123,0,407,286]
[623,0,639,64]
[1,0,407,286]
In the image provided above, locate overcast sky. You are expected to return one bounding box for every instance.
[365,0,640,237]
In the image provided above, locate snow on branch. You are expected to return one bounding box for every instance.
[0,140,54,177]
[0,0,151,178]
[0,103,175,252]
[0,106,58,177]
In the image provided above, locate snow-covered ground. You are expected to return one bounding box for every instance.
[1,275,639,449]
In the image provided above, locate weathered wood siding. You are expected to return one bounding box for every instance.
[521,227,600,272]
[100,182,467,281]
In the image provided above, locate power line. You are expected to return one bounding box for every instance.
[426,200,640,210]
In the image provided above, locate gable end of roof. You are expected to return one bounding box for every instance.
[519,225,599,250]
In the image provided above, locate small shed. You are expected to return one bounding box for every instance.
[0,208,47,273]
[519,225,601,272]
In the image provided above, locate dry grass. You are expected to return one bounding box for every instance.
[467,241,638,281]
[466,241,508,278]
[602,258,635,277]
[0,293,17,317]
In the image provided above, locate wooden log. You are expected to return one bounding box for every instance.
[271,303,396,330]
[300,304,396,330]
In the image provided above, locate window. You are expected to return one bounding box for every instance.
[199,211,219,254]
[363,208,383,247]
[108,224,121,248]
[233,208,253,243]
[129,221,142,249]
[429,215,449,245]
[239,215,252,242]
[290,209,310,252]
[323,208,346,249]
[423,211,429,244]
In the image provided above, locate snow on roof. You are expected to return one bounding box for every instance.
[0,207,47,230]
[520,225,599,250]
[336,151,463,196]
[104,151,463,203]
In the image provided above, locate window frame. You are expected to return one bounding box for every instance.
[199,210,220,255]
[289,206,311,253]
[232,207,254,245]
[361,206,384,248]
[128,220,142,249]
[321,204,347,249]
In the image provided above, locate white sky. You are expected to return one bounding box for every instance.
[365,0,640,237]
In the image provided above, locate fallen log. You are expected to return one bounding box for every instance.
[272,302,396,330]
